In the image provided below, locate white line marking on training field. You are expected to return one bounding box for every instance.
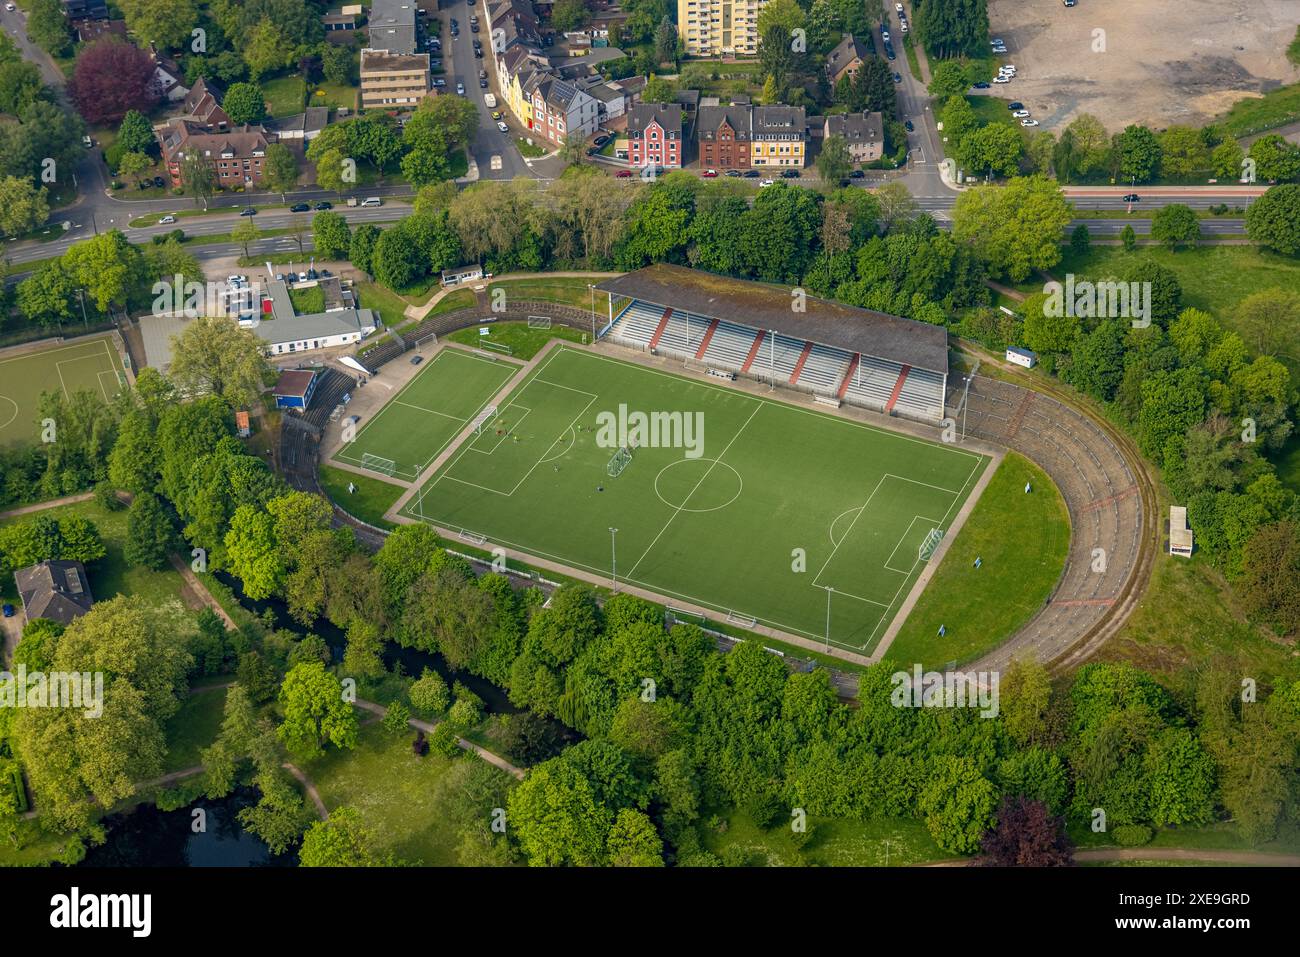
[625,402,762,580]
[393,400,468,422]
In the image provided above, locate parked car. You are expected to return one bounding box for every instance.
[314,201,332,210]
[479,69,488,79]
[480,79,489,88]
[1012,110,1031,118]
[701,169,718,178]
[759,178,774,187]
[992,46,1007,54]
[158,215,177,224]
[725,169,741,177]
[227,274,248,286]
[1020,119,1039,127]
[2,604,13,618]
[904,119,914,132]
[474,48,483,58]
[289,203,310,212]
[780,169,800,178]
[1007,101,1024,110]
[993,76,1011,84]
[615,169,633,178]
[471,23,479,32]
[973,81,990,89]
[497,121,509,132]
[991,38,1004,46]
[240,207,257,216]
[456,82,465,95]
[1122,193,1140,202]
[153,176,167,187]
[742,169,760,178]
[893,72,902,83]
[360,197,383,207]
[593,135,610,146]
[410,355,424,365]
[433,78,446,87]
[491,110,503,120]
[849,169,865,178]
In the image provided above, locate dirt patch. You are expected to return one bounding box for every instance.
[987,0,1299,131]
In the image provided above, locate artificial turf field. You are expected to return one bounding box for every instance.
[0,336,124,447]
[335,347,517,480]
[401,346,989,653]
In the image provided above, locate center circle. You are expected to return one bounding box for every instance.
[654,458,743,513]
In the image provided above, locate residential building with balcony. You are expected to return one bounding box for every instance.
[360,49,431,109]
[676,0,766,57]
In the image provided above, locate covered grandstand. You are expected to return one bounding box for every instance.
[594,265,948,422]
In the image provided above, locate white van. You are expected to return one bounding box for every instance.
[360,197,382,207]
[484,93,496,109]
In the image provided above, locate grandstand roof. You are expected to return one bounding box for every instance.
[595,265,949,375]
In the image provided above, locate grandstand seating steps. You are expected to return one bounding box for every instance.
[608,300,944,421]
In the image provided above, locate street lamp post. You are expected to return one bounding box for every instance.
[608,527,618,593]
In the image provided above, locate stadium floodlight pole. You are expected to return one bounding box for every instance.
[608,527,618,593]
[823,585,833,652]
[769,329,776,390]
[588,283,595,341]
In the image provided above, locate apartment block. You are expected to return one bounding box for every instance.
[677,0,767,57]
[360,49,431,109]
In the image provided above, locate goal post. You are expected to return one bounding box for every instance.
[360,452,397,476]
[606,444,634,477]
[919,527,944,562]
[414,331,438,348]
[470,404,499,436]
[481,341,513,356]
[527,315,552,329]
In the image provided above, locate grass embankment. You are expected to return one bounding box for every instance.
[318,464,404,529]
[446,320,590,360]
[888,453,1070,669]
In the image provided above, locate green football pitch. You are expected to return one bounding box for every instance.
[400,346,988,653]
[0,336,124,447]
[335,347,517,480]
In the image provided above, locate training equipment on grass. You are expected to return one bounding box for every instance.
[606,444,634,477]
[527,315,552,329]
[481,341,513,356]
[458,528,488,545]
[919,527,944,562]
[726,610,757,628]
[471,405,499,436]
[360,453,397,476]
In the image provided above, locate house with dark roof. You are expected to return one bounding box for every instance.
[368,0,418,54]
[15,561,95,627]
[524,72,599,145]
[62,0,108,20]
[148,44,189,103]
[157,121,272,189]
[273,369,319,410]
[627,103,683,168]
[698,103,752,170]
[751,105,806,168]
[177,77,229,130]
[72,18,126,44]
[824,111,884,164]
[826,34,871,86]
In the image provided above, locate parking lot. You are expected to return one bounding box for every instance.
[986,0,1299,131]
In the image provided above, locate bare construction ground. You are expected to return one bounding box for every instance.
[987,0,1299,131]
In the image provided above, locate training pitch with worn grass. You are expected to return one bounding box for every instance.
[399,346,987,652]
[0,336,124,447]
[335,347,516,480]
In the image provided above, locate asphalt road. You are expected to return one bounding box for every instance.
[441,0,531,180]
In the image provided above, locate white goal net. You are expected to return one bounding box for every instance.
[360,453,397,476]
[919,528,944,562]
[470,404,499,436]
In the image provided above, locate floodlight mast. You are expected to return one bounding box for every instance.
[609,527,619,593]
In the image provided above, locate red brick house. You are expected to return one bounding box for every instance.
[158,121,271,189]
[697,104,752,170]
[627,103,682,170]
